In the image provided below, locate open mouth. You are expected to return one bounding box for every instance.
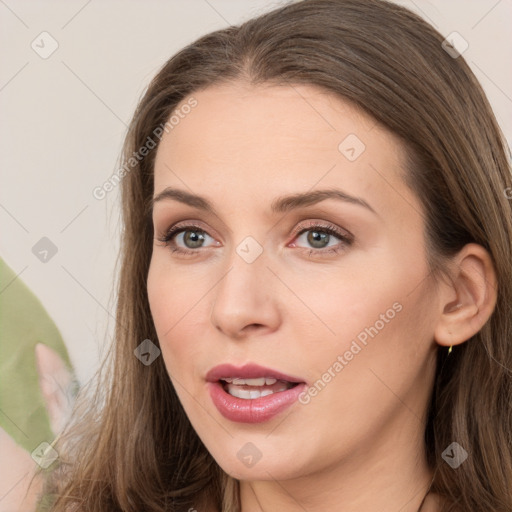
[219,377,300,399]
[206,363,307,422]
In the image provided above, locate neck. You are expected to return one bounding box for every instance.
[239,412,434,511]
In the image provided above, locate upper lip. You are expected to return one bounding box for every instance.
[206,363,306,384]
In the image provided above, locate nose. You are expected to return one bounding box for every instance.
[210,249,282,340]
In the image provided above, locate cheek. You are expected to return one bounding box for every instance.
[295,281,406,393]
[147,260,212,376]
[291,246,433,392]
[297,269,435,423]
[281,251,416,350]
[147,255,210,331]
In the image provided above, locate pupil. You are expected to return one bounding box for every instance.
[184,230,205,248]
[307,230,329,248]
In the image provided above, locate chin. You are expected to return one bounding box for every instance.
[222,463,302,482]
[205,440,311,482]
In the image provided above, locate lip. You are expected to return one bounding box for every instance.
[205,363,306,384]
[206,363,307,423]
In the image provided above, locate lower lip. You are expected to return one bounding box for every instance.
[207,381,307,423]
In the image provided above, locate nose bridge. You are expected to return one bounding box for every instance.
[210,237,280,337]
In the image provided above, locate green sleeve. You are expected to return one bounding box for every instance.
[0,257,76,453]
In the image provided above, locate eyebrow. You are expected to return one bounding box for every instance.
[150,187,378,216]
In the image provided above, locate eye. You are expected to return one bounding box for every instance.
[290,220,353,256]
[156,222,219,256]
[156,220,353,258]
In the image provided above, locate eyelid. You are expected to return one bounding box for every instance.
[291,219,353,241]
[157,219,218,241]
[156,219,351,242]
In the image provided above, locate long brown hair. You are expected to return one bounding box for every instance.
[37,0,512,510]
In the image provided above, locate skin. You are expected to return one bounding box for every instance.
[0,344,73,512]
[0,427,42,512]
[147,82,497,511]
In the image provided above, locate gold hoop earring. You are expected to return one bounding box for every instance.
[447,345,453,355]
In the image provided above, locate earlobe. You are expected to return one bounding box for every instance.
[434,243,497,348]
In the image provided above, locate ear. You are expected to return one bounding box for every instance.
[434,243,498,348]
[35,343,75,436]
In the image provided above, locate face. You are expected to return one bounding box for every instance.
[147,81,440,483]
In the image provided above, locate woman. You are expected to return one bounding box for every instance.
[37,0,512,510]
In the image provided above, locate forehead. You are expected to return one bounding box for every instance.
[158,81,379,156]
[153,81,411,215]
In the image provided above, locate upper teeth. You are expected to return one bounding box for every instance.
[222,377,278,385]
[226,385,288,399]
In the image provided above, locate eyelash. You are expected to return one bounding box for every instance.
[156,220,353,258]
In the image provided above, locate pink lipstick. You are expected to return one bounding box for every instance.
[206,363,307,423]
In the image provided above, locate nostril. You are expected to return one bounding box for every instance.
[244,323,264,332]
